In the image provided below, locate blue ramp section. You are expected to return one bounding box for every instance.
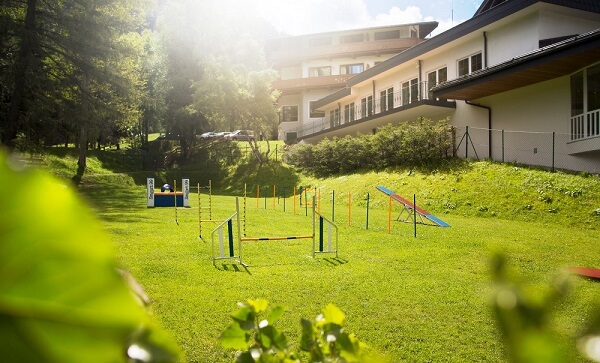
[376,186,450,227]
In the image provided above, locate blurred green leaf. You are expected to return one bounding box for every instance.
[259,325,288,350]
[0,152,179,362]
[320,304,345,326]
[247,298,269,313]
[220,323,249,350]
[267,305,286,324]
[231,306,256,330]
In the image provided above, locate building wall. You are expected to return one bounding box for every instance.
[486,13,540,66]
[539,8,600,39]
[455,76,600,173]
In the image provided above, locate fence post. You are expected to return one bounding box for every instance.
[501,129,505,163]
[552,132,555,173]
[465,126,469,159]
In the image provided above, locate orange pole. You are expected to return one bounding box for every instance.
[256,185,260,208]
[388,195,392,234]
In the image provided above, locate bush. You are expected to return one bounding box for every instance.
[285,118,453,176]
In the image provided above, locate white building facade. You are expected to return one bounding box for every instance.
[296,0,600,173]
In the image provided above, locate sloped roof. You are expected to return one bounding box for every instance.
[431,29,600,100]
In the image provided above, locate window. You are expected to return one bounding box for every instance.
[341,34,364,43]
[281,105,298,122]
[427,67,447,98]
[360,96,373,118]
[588,63,600,112]
[344,102,355,123]
[329,109,340,127]
[340,64,364,75]
[458,53,483,77]
[379,87,394,112]
[571,63,600,140]
[309,101,325,118]
[571,71,584,117]
[308,66,331,77]
[374,30,400,40]
[401,78,419,105]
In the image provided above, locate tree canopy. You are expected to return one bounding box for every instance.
[0,0,281,165]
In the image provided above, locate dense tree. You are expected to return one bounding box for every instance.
[1,0,152,168]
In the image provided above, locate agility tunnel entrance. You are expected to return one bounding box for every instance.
[211,197,338,266]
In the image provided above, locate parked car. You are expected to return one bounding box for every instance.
[197,132,217,139]
[214,131,232,139]
[225,130,255,141]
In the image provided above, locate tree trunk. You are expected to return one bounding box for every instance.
[5,0,38,147]
[77,71,91,169]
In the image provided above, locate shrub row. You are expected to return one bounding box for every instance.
[284,118,454,176]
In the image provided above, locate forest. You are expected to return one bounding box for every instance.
[0,0,281,168]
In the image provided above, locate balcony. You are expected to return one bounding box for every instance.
[273,75,353,93]
[568,109,600,154]
[287,81,456,143]
[268,38,425,67]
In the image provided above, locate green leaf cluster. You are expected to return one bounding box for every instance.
[220,300,369,363]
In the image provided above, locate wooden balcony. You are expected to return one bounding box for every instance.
[272,74,354,92]
[268,38,425,67]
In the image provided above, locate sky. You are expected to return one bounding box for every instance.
[233,0,485,37]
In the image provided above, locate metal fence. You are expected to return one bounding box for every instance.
[455,126,600,174]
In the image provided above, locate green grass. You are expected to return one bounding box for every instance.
[30,146,600,362]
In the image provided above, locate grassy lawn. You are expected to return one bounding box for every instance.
[34,146,599,362]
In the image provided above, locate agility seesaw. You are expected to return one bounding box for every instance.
[376,186,450,227]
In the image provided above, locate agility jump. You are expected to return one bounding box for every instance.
[211,196,338,266]
[376,186,450,228]
[147,178,190,207]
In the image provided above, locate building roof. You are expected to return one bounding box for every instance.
[266,21,439,43]
[326,0,600,89]
[431,29,600,100]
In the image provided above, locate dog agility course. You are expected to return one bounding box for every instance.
[211,196,338,267]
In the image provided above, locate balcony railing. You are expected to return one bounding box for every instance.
[273,74,353,92]
[570,109,600,141]
[289,81,440,138]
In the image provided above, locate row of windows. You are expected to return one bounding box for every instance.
[306,29,419,48]
[307,52,480,79]
[283,53,483,123]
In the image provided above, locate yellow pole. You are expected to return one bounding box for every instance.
[273,185,276,210]
[293,187,297,215]
[388,195,392,234]
[198,183,201,237]
[348,192,351,226]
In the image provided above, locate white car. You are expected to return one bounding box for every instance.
[197,132,217,139]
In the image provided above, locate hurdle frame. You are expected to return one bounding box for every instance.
[234,196,337,262]
[211,198,246,266]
